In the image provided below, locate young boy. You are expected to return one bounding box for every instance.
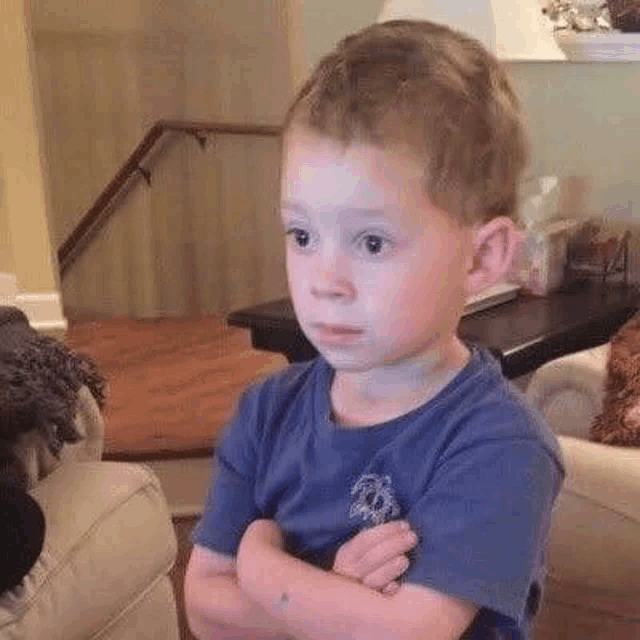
[185,19,565,640]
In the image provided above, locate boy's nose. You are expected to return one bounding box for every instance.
[311,280,354,300]
[310,261,355,301]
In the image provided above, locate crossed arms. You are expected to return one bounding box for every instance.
[185,519,478,640]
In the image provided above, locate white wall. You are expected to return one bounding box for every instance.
[508,61,640,217]
[301,0,384,71]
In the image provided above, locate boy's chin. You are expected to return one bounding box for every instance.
[315,348,372,371]
[316,347,393,373]
[316,337,468,373]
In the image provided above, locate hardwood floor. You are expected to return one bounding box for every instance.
[65,314,288,460]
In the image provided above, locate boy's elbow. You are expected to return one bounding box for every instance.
[184,558,237,638]
[184,544,244,637]
[184,604,210,640]
[387,584,479,640]
[184,571,249,638]
[184,551,294,638]
[184,570,220,639]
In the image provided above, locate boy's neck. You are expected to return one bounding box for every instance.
[330,337,471,428]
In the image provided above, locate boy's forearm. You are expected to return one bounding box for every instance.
[186,571,299,639]
[237,522,402,640]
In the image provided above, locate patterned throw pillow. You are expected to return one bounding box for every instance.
[591,310,640,446]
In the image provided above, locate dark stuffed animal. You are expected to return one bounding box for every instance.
[591,310,640,447]
[0,307,107,490]
[0,481,46,594]
[0,306,107,595]
[607,0,640,32]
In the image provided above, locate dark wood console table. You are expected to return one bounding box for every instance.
[228,283,640,379]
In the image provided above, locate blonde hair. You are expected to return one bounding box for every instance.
[283,20,530,226]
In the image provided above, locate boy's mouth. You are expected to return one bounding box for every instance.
[312,323,365,345]
[313,323,363,335]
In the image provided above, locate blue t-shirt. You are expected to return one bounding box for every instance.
[192,348,565,639]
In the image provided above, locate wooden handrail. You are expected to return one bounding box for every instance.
[58,119,282,276]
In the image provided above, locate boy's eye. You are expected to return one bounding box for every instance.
[286,228,310,248]
[285,228,393,257]
[360,234,390,257]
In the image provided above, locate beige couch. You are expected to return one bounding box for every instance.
[526,344,640,639]
[0,386,180,640]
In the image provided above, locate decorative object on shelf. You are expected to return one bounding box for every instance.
[521,218,582,296]
[565,221,631,286]
[541,0,640,58]
[542,0,614,33]
[513,176,583,297]
[377,0,567,60]
[607,0,640,31]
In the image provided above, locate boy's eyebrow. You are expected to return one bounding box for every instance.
[281,200,390,218]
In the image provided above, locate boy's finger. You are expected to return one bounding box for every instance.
[381,581,401,596]
[361,556,410,592]
[358,528,418,569]
[353,520,412,552]
[335,521,416,573]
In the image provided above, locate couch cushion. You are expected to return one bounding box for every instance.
[526,343,610,439]
[546,436,640,623]
[0,461,177,640]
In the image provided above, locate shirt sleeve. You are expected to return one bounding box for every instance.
[402,436,563,635]
[190,386,264,556]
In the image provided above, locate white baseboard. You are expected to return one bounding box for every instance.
[0,273,67,334]
[16,290,68,334]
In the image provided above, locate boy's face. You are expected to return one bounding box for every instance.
[280,128,475,372]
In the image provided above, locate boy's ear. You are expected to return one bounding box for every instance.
[465,217,522,296]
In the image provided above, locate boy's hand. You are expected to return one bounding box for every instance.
[332,520,419,596]
[242,519,285,550]
[237,520,285,590]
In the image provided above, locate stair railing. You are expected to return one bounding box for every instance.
[57,119,282,276]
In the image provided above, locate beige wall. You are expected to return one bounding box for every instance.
[0,172,16,274]
[30,0,300,317]
[0,0,59,294]
[302,0,383,71]
[284,0,308,94]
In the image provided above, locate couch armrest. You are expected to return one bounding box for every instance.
[526,343,610,439]
[0,461,178,640]
[13,385,106,490]
[61,384,105,463]
[543,436,640,623]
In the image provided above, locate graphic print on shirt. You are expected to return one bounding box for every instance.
[349,473,400,528]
